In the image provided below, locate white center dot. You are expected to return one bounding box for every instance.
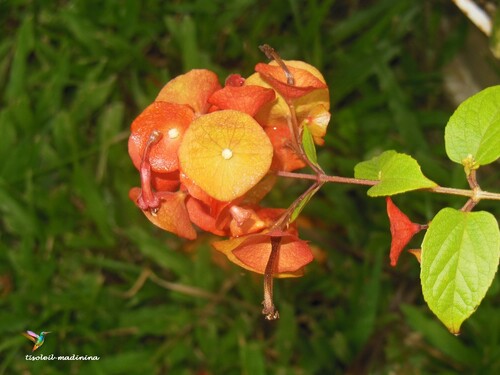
[221,148,233,160]
[168,128,180,139]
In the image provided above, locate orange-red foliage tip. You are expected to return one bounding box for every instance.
[386,197,424,267]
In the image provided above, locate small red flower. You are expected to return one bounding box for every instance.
[386,197,424,266]
[225,74,245,87]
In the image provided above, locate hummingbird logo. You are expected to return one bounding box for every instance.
[22,331,51,352]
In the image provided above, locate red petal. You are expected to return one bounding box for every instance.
[185,196,230,237]
[128,102,194,173]
[213,232,313,276]
[265,124,306,171]
[386,197,423,266]
[229,206,266,237]
[208,85,276,117]
[129,188,196,240]
[255,63,327,100]
[233,233,313,274]
[151,171,180,192]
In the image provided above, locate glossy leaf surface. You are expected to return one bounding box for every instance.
[421,208,500,334]
[354,150,436,196]
[445,85,500,169]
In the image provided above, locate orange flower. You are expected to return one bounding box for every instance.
[386,197,424,266]
[213,230,314,278]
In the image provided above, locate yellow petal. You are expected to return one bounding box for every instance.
[179,110,273,202]
[155,69,221,115]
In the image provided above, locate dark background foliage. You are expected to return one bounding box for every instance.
[1,0,499,374]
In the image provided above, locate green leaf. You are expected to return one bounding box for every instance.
[421,208,500,334]
[444,86,500,169]
[289,183,321,223]
[301,124,318,166]
[354,150,437,196]
[6,17,35,101]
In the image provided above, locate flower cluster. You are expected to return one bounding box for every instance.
[128,46,330,318]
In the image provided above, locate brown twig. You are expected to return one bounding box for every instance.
[262,236,281,320]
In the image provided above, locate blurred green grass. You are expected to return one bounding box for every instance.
[1,0,499,374]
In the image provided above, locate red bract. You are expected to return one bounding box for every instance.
[265,124,306,171]
[207,85,276,117]
[151,171,180,193]
[386,197,424,266]
[185,196,230,237]
[228,206,286,238]
[255,62,327,100]
[212,230,314,277]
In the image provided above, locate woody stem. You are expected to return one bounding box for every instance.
[259,44,295,85]
[262,236,281,320]
[274,171,500,201]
